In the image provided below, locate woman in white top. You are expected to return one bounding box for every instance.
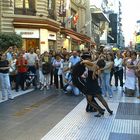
[100,53,114,98]
[53,54,64,89]
[125,51,138,96]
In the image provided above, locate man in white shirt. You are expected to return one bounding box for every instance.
[114,51,123,91]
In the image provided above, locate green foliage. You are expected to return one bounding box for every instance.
[0,33,22,51]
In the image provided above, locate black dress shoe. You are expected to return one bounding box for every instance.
[15,89,19,92]
[94,112,104,117]
[22,88,26,91]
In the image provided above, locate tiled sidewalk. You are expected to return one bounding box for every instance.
[41,89,140,140]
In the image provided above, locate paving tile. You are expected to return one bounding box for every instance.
[115,102,140,120]
[109,133,140,140]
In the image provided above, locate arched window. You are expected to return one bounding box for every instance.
[15,0,36,15]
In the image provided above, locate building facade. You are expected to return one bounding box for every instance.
[106,0,124,48]
[0,0,91,53]
[60,0,91,51]
[0,0,63,53]
[90,0,110,48]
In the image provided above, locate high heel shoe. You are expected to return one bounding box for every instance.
[94,112,104,117]
[108,110,113,115]
[101,109,105,112]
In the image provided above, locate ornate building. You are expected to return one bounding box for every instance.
[59,0,91,51]
[0,0,62,53]
[0,0,91,52]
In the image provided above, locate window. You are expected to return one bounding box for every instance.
[48,0,56,20]
[15,0,36,15]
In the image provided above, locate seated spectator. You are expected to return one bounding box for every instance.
[63,70,80,96]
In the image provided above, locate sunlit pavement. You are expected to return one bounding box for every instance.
[0,86,140,140]
[41,87,140,140]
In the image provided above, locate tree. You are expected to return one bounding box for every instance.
[0,33,23,51]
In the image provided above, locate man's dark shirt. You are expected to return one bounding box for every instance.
[0,60,9,73]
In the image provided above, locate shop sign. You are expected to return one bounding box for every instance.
[48,31,56,40]
[15,28,39,38]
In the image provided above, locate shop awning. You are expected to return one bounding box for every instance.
[67,33,81,42]
[84,38,91,43]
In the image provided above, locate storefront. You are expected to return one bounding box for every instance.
[13,18,60,53]
[60,28,91,51]
[15,28,40,51]
[48,31,57,51]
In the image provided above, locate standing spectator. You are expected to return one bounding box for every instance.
[69,51,81,68]
[0,54,13,100]
[21,48,28,59]
[26,48,39,89]
[35,49,41,87]
[15,52,28,92]
[61,48,68,59]
[6,46,13,61]
[40,51,52,90]
[100,53,114,98]
[62,54,70,76]
[114,51,123,92]
[53,54,63,89]
[9,53,17,90]
[125,51,138,96]
[123,50,131,80]
[49,51,55,86]
[13,45,19,55]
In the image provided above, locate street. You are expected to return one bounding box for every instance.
[0,89,84,140]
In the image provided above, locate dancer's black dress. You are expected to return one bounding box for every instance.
[86,70,101,95]
[72,61,113,117]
